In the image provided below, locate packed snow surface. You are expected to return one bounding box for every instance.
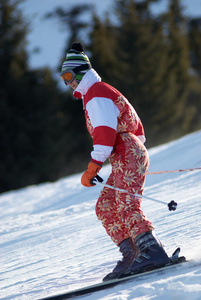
[1,130,201,300]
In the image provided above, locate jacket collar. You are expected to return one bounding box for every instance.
[73,68,101,99]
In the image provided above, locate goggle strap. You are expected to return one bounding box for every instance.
[73,63,92,74]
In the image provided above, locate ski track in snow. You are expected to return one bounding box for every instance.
[1,130,201,300]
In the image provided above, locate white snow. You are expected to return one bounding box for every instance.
[1,130,201,300]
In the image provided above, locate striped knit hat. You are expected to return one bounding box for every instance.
[61,42,91,83]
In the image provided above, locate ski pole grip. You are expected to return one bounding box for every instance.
[95,175,104,182]
[90,175,104,185]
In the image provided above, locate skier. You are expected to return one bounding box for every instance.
[60,42,170,280]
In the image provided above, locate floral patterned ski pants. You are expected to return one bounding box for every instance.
[95,133,154,246]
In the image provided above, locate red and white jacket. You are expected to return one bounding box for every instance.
[73,69,146,164]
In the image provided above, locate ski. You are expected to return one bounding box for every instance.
[40,248,186,300]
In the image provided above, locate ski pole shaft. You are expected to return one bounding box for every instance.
[94,180,166,204]
[146,166,201,175]
[92,177,177,211]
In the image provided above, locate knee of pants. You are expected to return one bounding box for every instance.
[95,190,115,219]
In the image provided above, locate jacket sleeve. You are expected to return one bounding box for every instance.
[86,96,120,163]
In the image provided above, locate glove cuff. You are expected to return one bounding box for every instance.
[91,159,103,167]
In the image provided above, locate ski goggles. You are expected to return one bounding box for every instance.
[60,70,76,84]
[60,63,92,85]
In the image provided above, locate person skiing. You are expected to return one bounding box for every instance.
[60,42,170,280]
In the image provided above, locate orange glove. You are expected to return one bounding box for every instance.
[81,162,102,187]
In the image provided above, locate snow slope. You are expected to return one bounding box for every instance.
[1,130,201,300]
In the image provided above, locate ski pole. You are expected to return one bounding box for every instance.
[146,166,201,175]
[92,175,177,211]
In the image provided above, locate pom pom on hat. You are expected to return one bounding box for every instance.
[61,41,91,83]
[71,42,84,52]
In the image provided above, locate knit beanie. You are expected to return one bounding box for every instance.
[61,42,91,83]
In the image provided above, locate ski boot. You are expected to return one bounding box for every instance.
[103,237,139,281]
[123,231,170,276]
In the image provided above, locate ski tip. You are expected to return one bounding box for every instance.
[172,247,181,257]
